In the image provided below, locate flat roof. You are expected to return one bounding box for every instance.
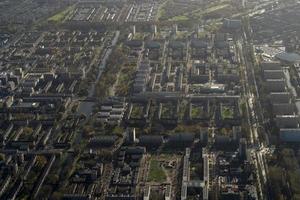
[276,52,300,63]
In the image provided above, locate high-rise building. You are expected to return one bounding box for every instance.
[239,138,247,159]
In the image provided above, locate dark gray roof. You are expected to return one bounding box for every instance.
[89,136,117,147]
[124,146,146,154]
[215,135,232,144]
[169,41,184,49]
[138,135,163,145]
[145,41,161,49]
[125,40,143,48]
[215,41,229,49]
[273,103,296,115]
[191,39,208,49]
[275,52,300,63]
[168,133,195,143]
[223,19,242,29]
[280,129,300,142]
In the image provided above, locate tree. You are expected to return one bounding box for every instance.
[150,191,164,200]
[51,192,63,200]
[113,126,124,137]
[78,88,88,96]
[0,153,5,161]
[23,127,33,135]
[268,166,284,199]
[71,104,78,113]
[47,174,59,184]
[82,125,94,138]
[36,156,47,169]
[98,150,113,161]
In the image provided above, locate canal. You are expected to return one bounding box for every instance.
[77,31,120,116]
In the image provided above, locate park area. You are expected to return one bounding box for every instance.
[147,154,180,184]
[147,159,167,183]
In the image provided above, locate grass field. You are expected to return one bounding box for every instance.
[191,105,203,119]
[147,159,167,183]
[167,2,231,22]
[222,106,234,119]
[169,15,189,22]
[48,5,74,23]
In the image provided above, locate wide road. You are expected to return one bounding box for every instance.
[238,17,271,200]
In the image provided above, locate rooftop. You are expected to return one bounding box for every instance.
[275,52,300,63]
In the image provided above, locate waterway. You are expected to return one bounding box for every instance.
[77,31,120,116]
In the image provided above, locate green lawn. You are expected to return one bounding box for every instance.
[148,159,167,183]
[222,106,234,119]
[161,103,175,119]
[191,106,203,119]
[192,3,230,16]
[161,106,172,118]
[169,15,189,22]
[167,2,230,22]
[48,5,74,23]
[131,105,144,119]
